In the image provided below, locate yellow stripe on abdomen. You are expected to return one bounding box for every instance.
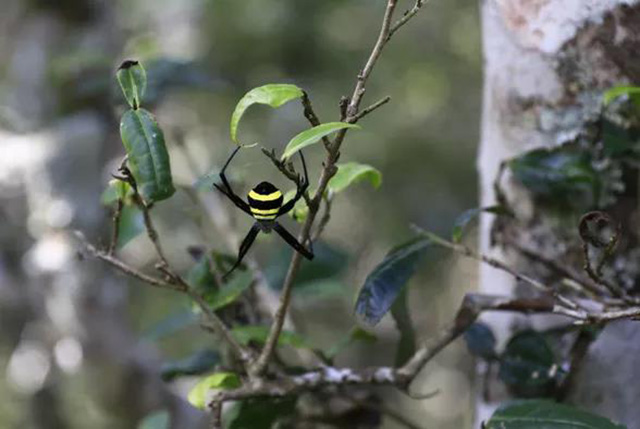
[248,190,282,202]
[250,207,280,215]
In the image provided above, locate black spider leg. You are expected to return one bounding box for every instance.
[224,223,261,279]
[278,151,310,216]
[273,221,314,260]
[214,146,252,215]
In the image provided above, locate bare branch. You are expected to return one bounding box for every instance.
[388,0,430,39]
[412,226,585,314]
[107,199,123,256]
[353,96,392,122]
[252,0,431,378]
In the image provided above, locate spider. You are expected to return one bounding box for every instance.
[214,146,314,278]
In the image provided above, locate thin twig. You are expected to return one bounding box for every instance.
[253,0,426,378]
[412,226,584,314]
[389,0,430,38]
[301,92,332,150]
[311,194,332,241]
[353,96,392,122]
[107,199,123,256]
[261,147,312,205]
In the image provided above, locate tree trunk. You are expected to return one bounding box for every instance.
[478,0,640,426]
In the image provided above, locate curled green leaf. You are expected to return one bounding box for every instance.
[188,372,241,410]
[327,162,381,194]
[603,85,640,106]
[230,84,304,144]
[354,237,430,326]
[117,60,147,109]
[281,122,360,161]
[120,108,175,203]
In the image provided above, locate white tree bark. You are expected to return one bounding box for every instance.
[478,0,640,425]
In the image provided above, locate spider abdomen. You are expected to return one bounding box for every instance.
[247,181,283,220]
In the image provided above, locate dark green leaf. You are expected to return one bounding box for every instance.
[464,322,496,360]
[354,237,430,326]
[452,205,508,243]
[120,108,175,203]
[499,330,558,396]
[602,119,640,159]
[509,147,599,206]
[603,85,640,106]
[281,122,360,160]
[186,254,216,290]
[160,349,220,381]
[390,287,416,366]
[187,372,241,410]
[327,162,382,194]
[265,242,348,290]
[326,326,377,360]
[227,398,297,429]
[137,410,169,429]
[486,400,626,429]
[230,84,304,144]
[117,205,144,249]
[232,325,309,348]
[208,271,253,310]
[117,60,147,109]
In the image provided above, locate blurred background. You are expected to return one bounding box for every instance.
[0,0,481,427]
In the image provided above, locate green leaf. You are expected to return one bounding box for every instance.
[354,237,430,326]
[137,410,169,429]
[227,398,297,429]
[327,162,382,194]
[603,85,640,106]
[326,326,377,360]
[232,325,309,348]
[117,60,147,109]
[187,372,241,410]
[390,287,416,366]
[117,205,145,249]
[101,179,133,205]
[509,147,599,206]
[161,349,220,381]
[464,322,496,360]
[485,400,626,429]
[281,122,360,161]
[230,84,304,144]
[499,330,558,396]
[120,108,175,203]
[196,270,252,311]
[452,205,508,243]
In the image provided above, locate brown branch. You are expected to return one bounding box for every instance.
[261,147,312,205]
[311,194,332,241]
[352,96,392,122]
[214,294,569,408]
[107,199,123,256]
[301,91,332,150]
[412,226,585,315]
[388,0,430,39]
[252,0,426,378]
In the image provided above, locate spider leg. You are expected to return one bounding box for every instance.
[214,147,252,215]
[273,222,314,260]
[223,223,261,279]
[278,151,310,216]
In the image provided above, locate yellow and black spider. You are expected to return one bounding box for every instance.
[214,146,314,278]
